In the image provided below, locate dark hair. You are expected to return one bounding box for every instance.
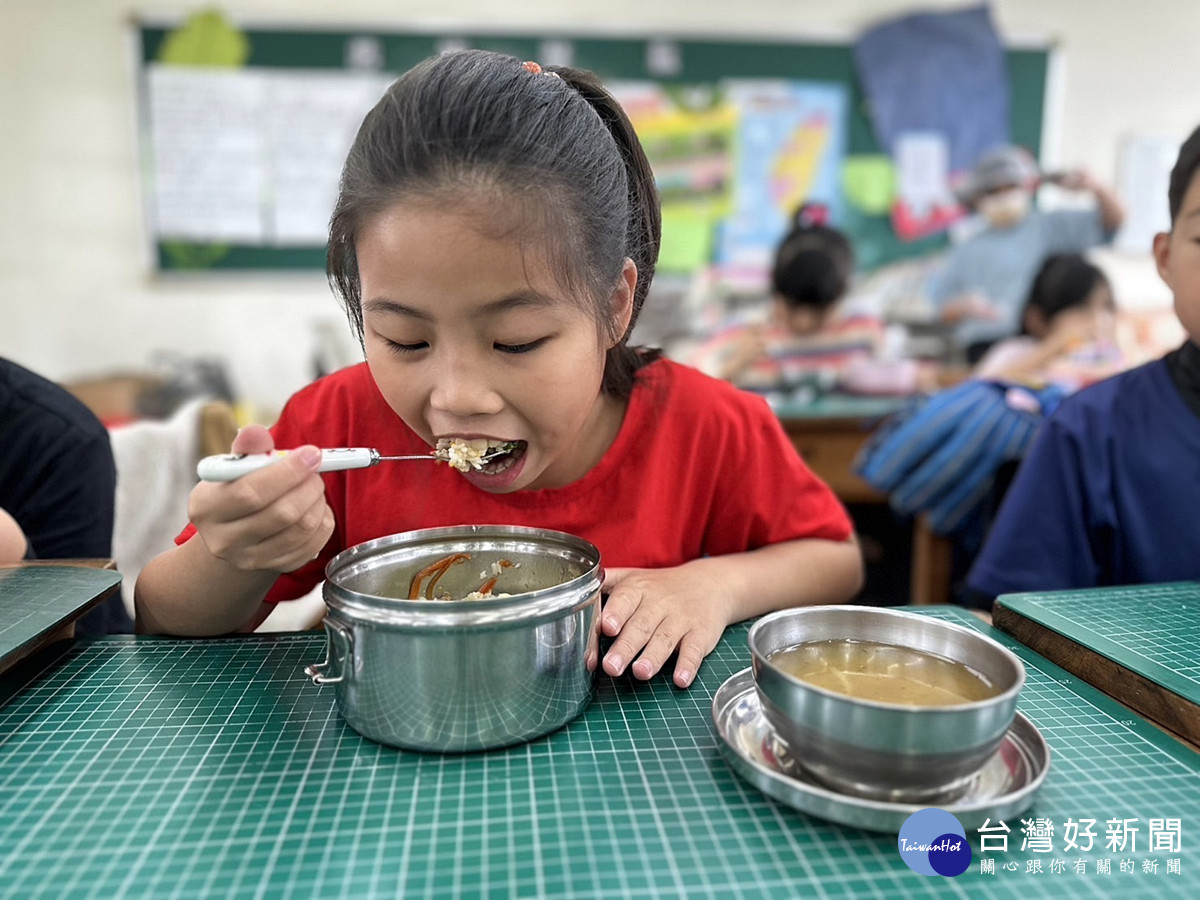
[1168,124,1200,224]
[327,50,661,398]
[770,205,854,312]
[1020,253,1111,335]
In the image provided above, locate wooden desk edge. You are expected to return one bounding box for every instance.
[0,560,121,676]
[994,604,1200,753]
[1,559,118,571]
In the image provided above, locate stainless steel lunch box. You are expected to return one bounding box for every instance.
[307,525,601,752]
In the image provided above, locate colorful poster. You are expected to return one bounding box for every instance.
[611,82,737,273]
[716,81,848,268]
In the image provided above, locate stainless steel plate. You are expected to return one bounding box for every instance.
[712,668,1050,833]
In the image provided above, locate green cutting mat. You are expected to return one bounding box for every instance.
[0,566,123,670]
[1,608,1197,898]
[996,582,1200,703]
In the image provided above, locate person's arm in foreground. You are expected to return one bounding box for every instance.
[0,507,28,562]
[601,535,863,688]
[135,426,334,635]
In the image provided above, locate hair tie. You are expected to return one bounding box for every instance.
[521,60,561,80]
[795,203,830,228]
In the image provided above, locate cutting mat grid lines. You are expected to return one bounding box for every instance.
[0,612,1197,899]
[998,583,1200,698]
[0,567,123,668]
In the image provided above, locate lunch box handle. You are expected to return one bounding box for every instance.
[304,618,353,685]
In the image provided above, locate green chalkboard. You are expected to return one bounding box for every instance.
[138,24,1047,273]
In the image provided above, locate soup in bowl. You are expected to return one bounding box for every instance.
[749,606,1025,801]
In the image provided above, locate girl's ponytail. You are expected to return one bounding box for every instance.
[551,66,663,396]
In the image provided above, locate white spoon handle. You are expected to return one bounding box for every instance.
[197,447,379,482]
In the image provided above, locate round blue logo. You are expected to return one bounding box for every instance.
[897,808,972,877]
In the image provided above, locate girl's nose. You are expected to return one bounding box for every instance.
[428,353,504,418]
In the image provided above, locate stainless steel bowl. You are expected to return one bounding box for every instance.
[749,606,1025,801]
[308,525,601,752]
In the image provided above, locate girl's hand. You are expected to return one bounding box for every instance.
[600,566,735,689]
[188,425,335,574]
[1044,306,1103,354]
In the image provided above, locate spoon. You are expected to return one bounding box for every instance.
[197,445,511,482]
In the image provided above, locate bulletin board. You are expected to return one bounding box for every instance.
[135,20,1049,274]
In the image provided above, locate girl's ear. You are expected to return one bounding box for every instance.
[607,258,638,347]
[1152,231,1173,286]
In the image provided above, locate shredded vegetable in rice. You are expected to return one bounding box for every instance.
[434,438,518,473]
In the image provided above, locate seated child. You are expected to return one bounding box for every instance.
[134,51,864,688]
[0,357,132,635]
[973,253,1127,391]
[928,145,1125,362]
[688,206,887,393]
[966,124,1200,605]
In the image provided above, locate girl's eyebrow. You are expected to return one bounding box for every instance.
[362,298,432,320]
[363,291,558,320]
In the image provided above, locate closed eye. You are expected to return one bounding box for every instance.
[383,339,428,354]
[495,338,549,354]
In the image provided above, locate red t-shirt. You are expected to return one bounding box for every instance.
[180,358,851,602]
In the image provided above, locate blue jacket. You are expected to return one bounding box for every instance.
[968,357,1200,599]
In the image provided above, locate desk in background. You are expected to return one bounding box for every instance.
[774,394,955,605]
[1,608,1197,896]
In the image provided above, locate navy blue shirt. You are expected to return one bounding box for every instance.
[968,344,1200,600]
[0,358,131,635]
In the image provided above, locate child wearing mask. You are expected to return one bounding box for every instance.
[929,145,1125,363]
[966,125,1200,606]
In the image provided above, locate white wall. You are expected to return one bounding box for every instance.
[2,0,1195,415]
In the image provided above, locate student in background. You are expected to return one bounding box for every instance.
[135,51,863,687]
[0,357,132,635]
[967,125,1200,606]
[689,205,888,392]
[929,145,1125,363]
[974,253,1127,390]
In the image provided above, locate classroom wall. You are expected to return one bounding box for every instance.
[2,0,1195,416]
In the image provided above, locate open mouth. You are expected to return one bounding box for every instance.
[435,438,527,475]
[478,442,526,475]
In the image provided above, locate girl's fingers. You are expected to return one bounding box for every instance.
[629,623,682,681]
[235,498,333,572]
[193,448,323,523]
[672,631,718,689]
[194,469,331,569]
[598,568,720,688]
[599,569,636,637]
[273,505,336,573]
[602,604,665,677]
[600,566,631,593]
